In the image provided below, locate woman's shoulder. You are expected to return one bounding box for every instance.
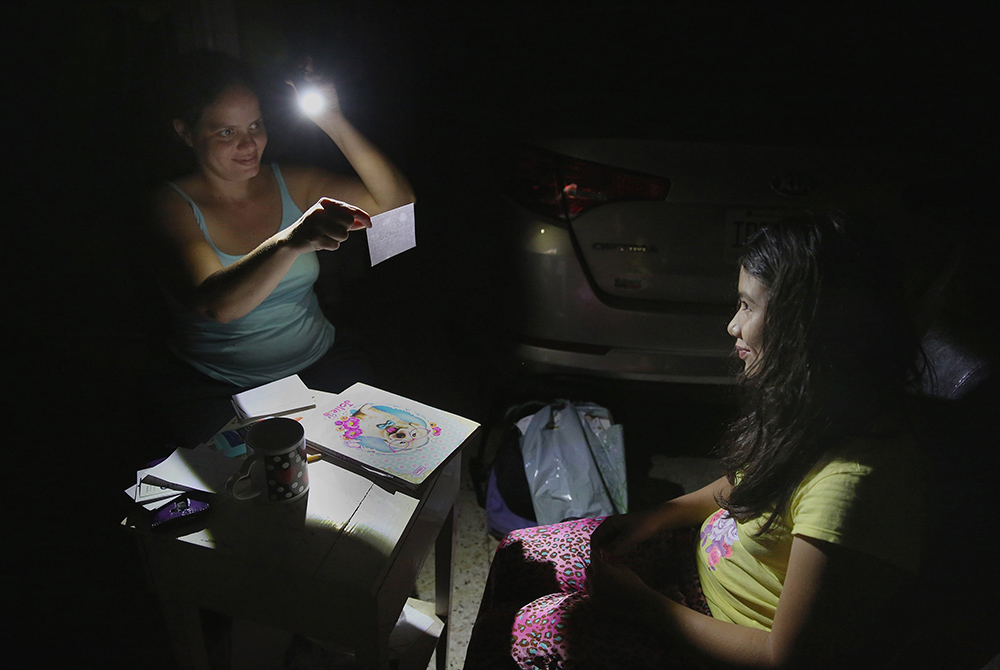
[272,163,327,188]
[271,163,311,178]
[274,163,353,186]
[275,163,368,209]
[792,415,926,572]
[804,422,923,499]
[271,163,322,205]
[151,174,199,208]
[148,175,205,237]
[160,171,202,193]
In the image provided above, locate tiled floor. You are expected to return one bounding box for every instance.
[414,454,498,670]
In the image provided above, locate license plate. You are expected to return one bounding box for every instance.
[723,209,788,265]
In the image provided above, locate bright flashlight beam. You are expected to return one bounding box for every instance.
[299,89,325,115]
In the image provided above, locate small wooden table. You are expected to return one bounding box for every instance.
[126,452,461,669]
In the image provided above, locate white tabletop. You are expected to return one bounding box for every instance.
[126,450,461,669]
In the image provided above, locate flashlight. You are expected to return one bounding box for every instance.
[298,87,326,115]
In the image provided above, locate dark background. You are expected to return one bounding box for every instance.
[13,1,996,666]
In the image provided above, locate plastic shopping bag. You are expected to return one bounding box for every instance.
[519,400,628,526]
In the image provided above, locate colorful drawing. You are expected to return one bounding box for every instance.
[333,404,442,454]
[302,383,480,488]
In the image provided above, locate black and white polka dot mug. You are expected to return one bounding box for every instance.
[226,417,310,503]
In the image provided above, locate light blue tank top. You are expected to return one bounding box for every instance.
[166,164,335,387]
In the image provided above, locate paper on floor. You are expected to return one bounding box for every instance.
[389,598,443,654]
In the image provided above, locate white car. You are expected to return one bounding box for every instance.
[498,138,926,384]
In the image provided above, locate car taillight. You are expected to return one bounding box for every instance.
[504,145,670,222]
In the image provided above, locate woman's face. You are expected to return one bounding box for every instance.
[177,84,267,182]
[728,267,768,373]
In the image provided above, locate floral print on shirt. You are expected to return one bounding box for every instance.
[701,509,739,570]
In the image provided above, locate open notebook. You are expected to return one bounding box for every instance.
[298,383,479,491]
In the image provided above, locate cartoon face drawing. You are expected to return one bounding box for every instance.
[337,404,441,454]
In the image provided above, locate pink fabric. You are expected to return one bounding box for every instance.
[497,519,709,670]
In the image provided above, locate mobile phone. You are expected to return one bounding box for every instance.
[150,496,210,529]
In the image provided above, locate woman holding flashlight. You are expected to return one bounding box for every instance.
[144,51,414,447]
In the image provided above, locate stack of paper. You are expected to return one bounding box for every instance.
[232,374,315,421]
[125,442,245,509]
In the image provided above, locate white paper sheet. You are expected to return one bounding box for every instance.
[140,443,244,494]
[389,598,443,652]
[367,202,416,266]
[126,467,186,505]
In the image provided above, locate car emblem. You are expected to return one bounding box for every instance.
[592,243,658,253]
[770,172,815,197]
[613,276,649,290]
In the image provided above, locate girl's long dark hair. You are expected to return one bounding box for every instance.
[717,212,921,535]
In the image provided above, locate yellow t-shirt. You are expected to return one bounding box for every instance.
[695,437,924,630]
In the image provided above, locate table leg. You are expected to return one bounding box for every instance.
[159,598,212,670]
[353,604,392,670]
[435,504,456,670]
[230,617,295,669]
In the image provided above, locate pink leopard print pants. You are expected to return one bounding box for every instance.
[465,517,711,670]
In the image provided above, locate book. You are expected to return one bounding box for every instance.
[298,383,480,491]
[231,374,315,421]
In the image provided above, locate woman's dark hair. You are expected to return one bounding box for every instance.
[164,49,261,130]
[717,211,921,535]
[147,50,263,179]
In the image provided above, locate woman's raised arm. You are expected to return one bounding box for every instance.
[287,63,414,214]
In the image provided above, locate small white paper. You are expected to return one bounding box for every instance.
[127,467,186,504]
[231,374,315,420]
[367,202,416,266]
[389,599,444,652]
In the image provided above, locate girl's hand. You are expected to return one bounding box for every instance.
[286,56,342,118]
[586,550,660,622]
[284,197,370,253]
[590,510,665,560]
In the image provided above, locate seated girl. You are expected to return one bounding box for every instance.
[465,212,926,669]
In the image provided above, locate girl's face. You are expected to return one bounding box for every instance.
[176,84,267,182]
[728,267,768,373]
